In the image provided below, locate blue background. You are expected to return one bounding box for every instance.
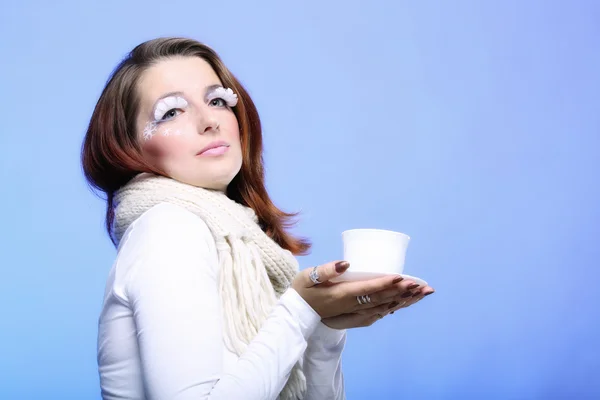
[1,1,598,399]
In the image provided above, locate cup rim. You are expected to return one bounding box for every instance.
[342,228,410,240]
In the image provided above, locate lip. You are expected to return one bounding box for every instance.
[197,140,230,156]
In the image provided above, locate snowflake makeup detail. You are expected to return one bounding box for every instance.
[207,87,238,107]
[143,122,158,141]
[162,128,182,137]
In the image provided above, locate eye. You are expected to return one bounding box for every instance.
[160,108,182,121]
[210,98,227,107]
[153,96,189,122]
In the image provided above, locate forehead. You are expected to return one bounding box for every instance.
[137,56,222,104]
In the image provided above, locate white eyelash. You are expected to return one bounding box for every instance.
[208,87,238,107]
[153,96,189,121]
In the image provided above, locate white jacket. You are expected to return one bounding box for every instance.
[97,202,346,399]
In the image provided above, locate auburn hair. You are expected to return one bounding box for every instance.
[81,37,310,255]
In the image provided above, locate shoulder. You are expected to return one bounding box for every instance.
[114,203,219,286]
[108,203,219,304]
[123,202,214,249]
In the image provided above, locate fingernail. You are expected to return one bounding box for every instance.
[423,291,434,297]
[407,283,420,290]
[335,261,350,273]
[392,277,403,284]
[388,301,399,309]
[411,291,421,297]
[401,292,412,298]
[390,311,395,314]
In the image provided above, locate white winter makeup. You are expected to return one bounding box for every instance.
[142,86,238,141]
[206,86,238,108]
[143,95,188,141]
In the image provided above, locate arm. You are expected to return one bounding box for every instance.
[122,203,321,400]
[303,321,347,399]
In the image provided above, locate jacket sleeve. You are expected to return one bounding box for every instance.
[303,322,347,399]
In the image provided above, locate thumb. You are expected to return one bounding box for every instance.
[306,260,350,287]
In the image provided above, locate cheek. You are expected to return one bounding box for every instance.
[223,114,241,143]
[141,134,190,163]
[141,116,196,161]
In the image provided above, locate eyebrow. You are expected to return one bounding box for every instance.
[151,84,224,112]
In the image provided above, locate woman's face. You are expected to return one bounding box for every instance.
[135,56,242,191]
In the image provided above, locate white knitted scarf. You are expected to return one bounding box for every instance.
[111,173,305,400]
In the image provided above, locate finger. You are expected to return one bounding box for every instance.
[363,283,406,302]
[390,289,422,306]
[388,299,411,314]
[422,286,436,296]
[412,286,435,301]
[352,279,419,311]
[403,280,422,292]
[366,279,421,302]
[409,286,435,300]
[304,261,350,287]
[343,274,405,297]
[389,287,435,314]
[354,301,399,316]
[322,312,383,330]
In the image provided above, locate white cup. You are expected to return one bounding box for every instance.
[342,229,410,275]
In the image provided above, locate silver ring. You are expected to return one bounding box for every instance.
[357,294,372,305]
[309,266,322,284]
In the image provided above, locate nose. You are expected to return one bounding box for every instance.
[196,109,219,135]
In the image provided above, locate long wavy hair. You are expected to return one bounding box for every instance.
[81,37,310,255]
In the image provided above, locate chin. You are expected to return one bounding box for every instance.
[170,156,242,191]
[179,169,240,192]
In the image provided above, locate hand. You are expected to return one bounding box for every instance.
[292,261,406,319]
[321,281,435,329]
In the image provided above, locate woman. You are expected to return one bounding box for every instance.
[82,37,434,400]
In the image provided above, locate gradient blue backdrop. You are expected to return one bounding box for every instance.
[1,1,598,399]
